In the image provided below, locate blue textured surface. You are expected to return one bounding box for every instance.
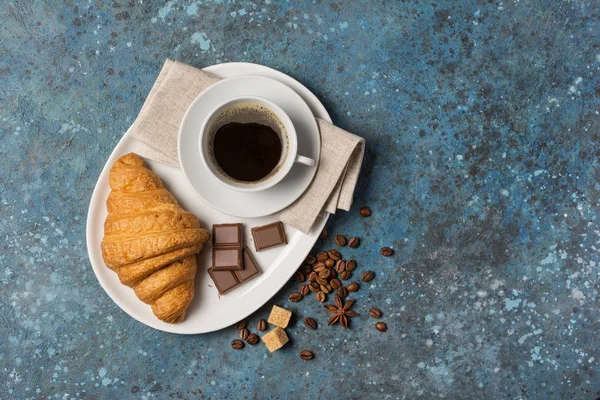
[1,0,600,398]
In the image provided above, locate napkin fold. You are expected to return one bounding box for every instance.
[129,59,365,233]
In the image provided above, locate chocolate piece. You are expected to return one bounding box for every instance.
[208,268,240,295]
[212,247,243,271]
[235,248,262,281]
[251,221,287,251]
[212,223,243,247]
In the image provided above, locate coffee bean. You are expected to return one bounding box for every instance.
[235,320,247,330]
[319,228,328,240]
[304,317,317,330]
[295,271,305,283]
[239,328,249,340]
[339,270,351,280]
[328,249,342,260]
[330,278,342,289]
[300,284,310,296]
[289,292,303,303]
[246,333,259,345]
[346,260,357,271]
[231,339,244,349]
[330,269,338,279]
[316,277,328,285]
[313,262,327,272]
[309,282,320,292]
[256,319,267,331]
[307,271,317,282]
[334,235,347,246]
[318,268,331,279]
[376,322,387,332]
[361,271,374,282]
[316,291,326,303]
[380,247,393,257]
[348,237,360,249]
[347,282,360,292]
[300,264,313,275]
[360,207,371,217]
[335,260,346,273]
[300,350,314,360]
[305,255,316,265]
[316,252,329,262]
[320,284,330,294]
[369,308,382,318]
[337,286,348,298]
[325,258,335,268]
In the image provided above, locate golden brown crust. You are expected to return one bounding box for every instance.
[101,153,209,323]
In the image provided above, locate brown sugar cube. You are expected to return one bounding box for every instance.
[267,305,292,328]
[261,327,289,352]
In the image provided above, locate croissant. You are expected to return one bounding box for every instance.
[101,153,210,323]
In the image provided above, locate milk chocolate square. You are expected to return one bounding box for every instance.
[212,223,243,247]
[208,268,240,295]
[212,247,243,271]
[234,247,262,281]
[251,221,287,251]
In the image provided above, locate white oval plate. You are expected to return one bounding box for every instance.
[86,62,331,334]
[179,75,320,217]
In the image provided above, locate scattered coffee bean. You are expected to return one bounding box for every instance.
[360,207,372,217]
[334,235,347,246]
[320,284,330,294]
[300,284,310,296]
[348,237,360,248]
[319,228,328,240]
[369,308,382,318]
[316,277,328,286]
[235,320,247,330]
[337,286,348,298]
[339,270,351,280]
[246,333,259,345]
[324,258,335,268]
[295,271,305,283]
[316,252,329,262]
[313,262,327,272]
[239,328,249,340]
[330,278,342,289]
[376,322,388,332]
[328,249,342,260]
[335,260,346,273]
[305,255,316,265]
[318,268,331,279]
[309,282,320,292]
[316,291,326,303]
[300,350,314,360]
[304,317,318,330]
[380,247,393,257]
[346,260,357,271]
[256,319,267,331]
[307,271,318,282]
[330,269,338,279]
[325,283,332,291]
[361,271,374,282]
[289,292,303,303]
[347,282,360,292]
[231,339,244,349]
[300,264,313,275]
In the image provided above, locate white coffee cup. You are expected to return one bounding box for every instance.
[199,96,315,192]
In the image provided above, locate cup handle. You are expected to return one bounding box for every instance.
[295,154,315,167]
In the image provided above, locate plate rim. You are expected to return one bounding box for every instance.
[177,74,321,217]
[86,62,331,334]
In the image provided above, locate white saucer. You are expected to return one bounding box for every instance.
[179,75,320,218]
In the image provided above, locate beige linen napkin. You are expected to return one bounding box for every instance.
[129,59,365,233]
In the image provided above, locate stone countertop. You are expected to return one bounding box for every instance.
[1,1,599,399]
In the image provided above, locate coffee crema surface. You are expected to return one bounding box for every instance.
[207,102,289,183]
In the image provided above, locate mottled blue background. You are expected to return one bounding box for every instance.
[1,0,600,399]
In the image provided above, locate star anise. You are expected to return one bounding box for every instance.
[324,294,359,328]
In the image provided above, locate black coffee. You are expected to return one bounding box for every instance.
[213,122,282,182]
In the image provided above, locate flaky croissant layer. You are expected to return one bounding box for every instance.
[101,153,209,323]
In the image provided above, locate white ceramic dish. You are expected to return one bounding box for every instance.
[86,62,331,334]
[179,75,320,216]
